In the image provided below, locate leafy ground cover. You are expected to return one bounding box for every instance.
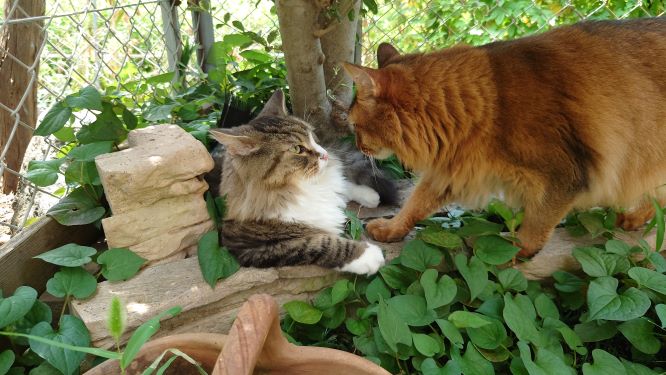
[283,201,666,374]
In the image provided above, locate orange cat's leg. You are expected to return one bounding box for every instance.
[517,194,575,258]
[366,178,447,242]
[616,200,659,231]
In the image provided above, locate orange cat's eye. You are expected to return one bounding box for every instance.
[289,145,306,154]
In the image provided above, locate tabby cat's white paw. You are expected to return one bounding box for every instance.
[348,184,381,208]
[338,243,385,276]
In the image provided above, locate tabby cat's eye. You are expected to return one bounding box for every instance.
[289,145,306,154]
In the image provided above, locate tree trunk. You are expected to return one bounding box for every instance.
[276,0,360,143]
[0,0,45,194]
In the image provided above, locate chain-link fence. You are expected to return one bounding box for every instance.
[0,0,663,245]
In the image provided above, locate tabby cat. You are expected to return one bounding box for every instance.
[207,90,386,274]
[343,17,666,257]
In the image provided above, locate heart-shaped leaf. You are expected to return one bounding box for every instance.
[29,315,90,375]
[448,311,491,329]
[34,244,97,267]
[436,319,464,349]
[420,269,456,310]
[451,342,494,375]
[0,286,37,329]
[498,268,527,292]
[387,295,437,326]
[454,254,488,302]
[64,86,103,110]
[34,102,72,136]
[97,248,146,282]
[628,267,666,294]
[46,267,97,299]
[468,318,507,350]
[413,333,441,357]
[365,277,390,304]
[617,318,661,354]
[582,349,625,375]
[573,247,630,277]
[400,239,442,271]
[534,294,559,320]
[503,293,541,344]
[377,299,412,353]
[587,276,650,321]
[474,235,520,265]
[284,301,322,324]
[47,186,106,226]
[419,227,463,248]
[517,341,576,375]
[26,159,64,187]
[0,350,15,374]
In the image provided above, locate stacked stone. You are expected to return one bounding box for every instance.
[95,125,215,264]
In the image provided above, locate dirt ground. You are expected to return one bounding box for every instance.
[0,193,14,246]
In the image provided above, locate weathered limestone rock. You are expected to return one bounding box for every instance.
[95,125,214,215]
[96,125,215,263]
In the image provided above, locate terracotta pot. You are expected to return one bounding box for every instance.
[84,333,226,375]
[86,294,389,375]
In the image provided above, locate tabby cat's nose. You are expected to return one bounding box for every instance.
[320,152,329,161]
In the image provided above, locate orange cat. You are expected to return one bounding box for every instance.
[343,18,666,256]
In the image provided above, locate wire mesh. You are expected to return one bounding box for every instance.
[0,0,663,245]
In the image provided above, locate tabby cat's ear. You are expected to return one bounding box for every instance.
[342,63,378,97]
[257,90,288,118]
[377,43,399,68]
[209,129,260,156]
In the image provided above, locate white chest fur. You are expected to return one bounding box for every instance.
[277,159,348,234]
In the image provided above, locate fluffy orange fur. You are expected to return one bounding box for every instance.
[343,18,666,256]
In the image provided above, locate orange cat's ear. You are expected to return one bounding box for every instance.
[257,90,288,118]
[209,129,260,156]
[377,43,399,68]
[342,62,379,97]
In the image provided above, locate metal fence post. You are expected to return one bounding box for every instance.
[190,0,215,73]
[159,0,182,80]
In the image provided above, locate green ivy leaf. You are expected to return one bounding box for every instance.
[503,294,541,344]
[345,318,371,336]
[143,104,176,122]
[627,267,666,294]
[0,350,15,375]
[344,210,363,240]
[451,342,495,375]
[64,86,103,110]
[454,254,488,302]
[621,359,660,375]
[605,240,632,256]
[366,277,391,304]
[64,160,100,185]
[420,269,456,310]
[34,102,72,136]
[412,333,440,357]
[436,319,464,349]
[387,295,437,326]
[582,349,626,375]
[76,102,128,144]
[467,318,506,350]
[26,159,63,187]
[419,227,463,248]
[573,247,630,277]
[46,267,97,299]
[448,311,491,329]
[517,341,576,375]
[617,318,661,354]
[474,235,520,265]
[47,186,106,226]
[379,265,418,290]
[197,231,239,288]
[553,271,585,293]
[377,299,412,353]
[457,217,503,237]
[222,33,253,47]
[67,141,114,161]
[534,294,559,320]
[587,276,650,321]
[34,243,97,267]
[574,320,618,343]
[400,239,442,271]
[284,301,322,324]
[29,315,90,375]
[497,268,527,292]
[12,300,53,346]
[97,248,146,282]
[122,107,138,130]
[647,252,666,273]
[29,361,62,374]
[331,280,352,305]
[655,304,666,328]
